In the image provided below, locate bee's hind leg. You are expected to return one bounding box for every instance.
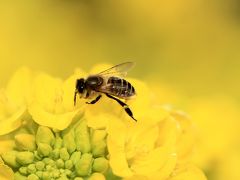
[86,95,102,104]
[105,93,137,122]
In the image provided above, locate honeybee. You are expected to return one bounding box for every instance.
[74,62,137,121]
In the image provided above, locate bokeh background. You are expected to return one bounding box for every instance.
[0,1,240,179]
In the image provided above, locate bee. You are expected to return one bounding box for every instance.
[74,62,137,121]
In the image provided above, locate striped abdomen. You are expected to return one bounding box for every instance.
[107,77,135,98]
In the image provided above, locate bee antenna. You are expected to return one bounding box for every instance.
[74,90,78,106]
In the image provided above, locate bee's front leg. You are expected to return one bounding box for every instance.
[86,95,102,104]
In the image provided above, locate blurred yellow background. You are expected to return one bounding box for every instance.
[0,1,240,179]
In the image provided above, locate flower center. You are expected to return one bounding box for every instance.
[1,120,110,180]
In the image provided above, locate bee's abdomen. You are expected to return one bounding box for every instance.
[107,77,135,98]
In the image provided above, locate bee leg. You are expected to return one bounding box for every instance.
[105,93,137,122]
[86,95,102,104]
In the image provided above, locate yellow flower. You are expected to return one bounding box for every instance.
[0,66,206,180]
[0,67,31,135]
[107,106,206,180]
[28,69,86,130]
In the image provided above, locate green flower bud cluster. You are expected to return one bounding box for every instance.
[1,120,110,180]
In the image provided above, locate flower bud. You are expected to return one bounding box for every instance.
[43,158,55,166]
[36,126,55,146]
[63,130,76,154]
[16,152,34,165]
[64,169,72,177]
[33,151,42,161]
[74,178,83,180]
[59,148,70,161]
[27,173,39,180]
[14,172,27,180]
[35,161,45,171]
[27,164,36,174]
[35,171,43,178]
[91,130,107,157]
[92,141,107,158]
[19,166,28,175]
[52,169,60,178]
[75,153,93,176]
[27,174,39,180]
[54,137,63,149]
[15,133,36,151]
[56,159,64,168]
[70,151,81,165]
[65,159,73,170]
[46,165,52,171]
[92,157,109,173]
[57,175,69,180]
[75,120,91,153]
[88,173,105,180]
[69,171,77,179]
[42,171,50,179]
[1,151,20,168]
[37,143,52,157]
[51,148,60,160]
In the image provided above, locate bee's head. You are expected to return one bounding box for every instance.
[76,78,86,94]
[74,78,86,105]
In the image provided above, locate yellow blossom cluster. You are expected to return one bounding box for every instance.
[0,65,206,180]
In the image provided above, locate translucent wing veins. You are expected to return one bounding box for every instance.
[98,62,135,77]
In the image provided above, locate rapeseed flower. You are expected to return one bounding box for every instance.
[0,65,206,180]
[0,67,31,136]
[28,69,86,130]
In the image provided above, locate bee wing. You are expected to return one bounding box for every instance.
[98,62,135,77]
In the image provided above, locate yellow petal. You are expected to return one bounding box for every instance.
[136,107,169,127]
[130,146,175,176]
[125,125,159,160]
[31,73,62,111]
[0,163,14,180]
[107,119,133,177]
[88,173,106,180]
[150,153,177,180]
[87,113,112,129]
[0,140,15,154]
[171,111,195,163]
[29,72,82,129]
[29,102,79,130]
[107,118,126,149]
[6,67,32,105]
[169,164,207,180]
[0,107,26,136]
[108,137,133,177]
[156,116,179,148]
[0,67,31,135]
[126,78,152,120]
[124,175,148,180]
